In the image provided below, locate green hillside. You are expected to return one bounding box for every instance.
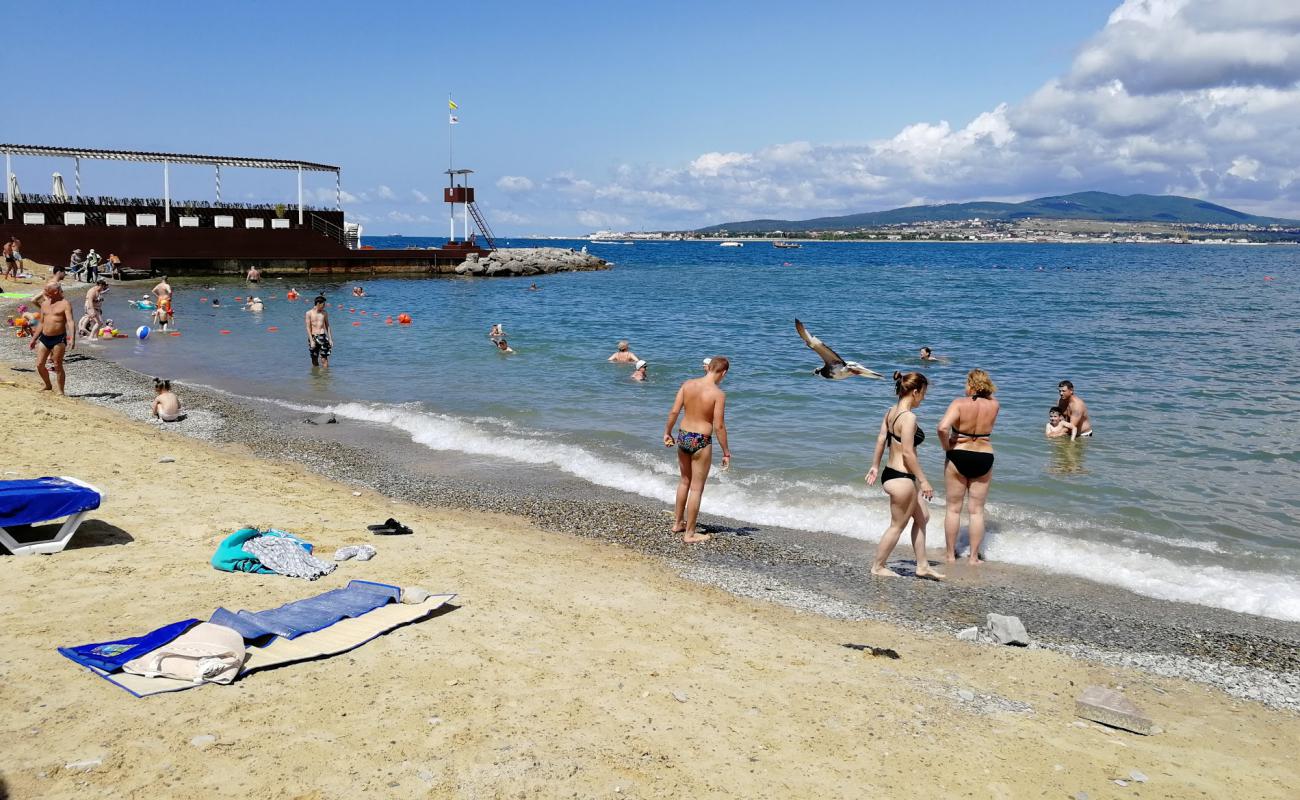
[696,192,1299,233]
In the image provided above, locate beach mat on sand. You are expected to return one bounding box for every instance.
[63,580,455,697]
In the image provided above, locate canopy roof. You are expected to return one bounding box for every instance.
[0,144,338,172]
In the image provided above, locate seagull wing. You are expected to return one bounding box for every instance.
[795,319,845,367]
[845,362,885,379]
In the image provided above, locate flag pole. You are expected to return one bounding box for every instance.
[448,93,455,243]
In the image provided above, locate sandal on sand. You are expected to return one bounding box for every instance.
[368,518,412,536]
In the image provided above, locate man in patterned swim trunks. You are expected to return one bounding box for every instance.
[305,295,334,367]
[663,356,731,543]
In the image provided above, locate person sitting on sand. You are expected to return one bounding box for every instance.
[496,339,515,354]
[866,371,943,580]
[608,340,638,363]
[937,369,1000,565]
[631,360,648,382]
[488,323,505,340]
[1057,380,1092,437]
[352,286,365,298]
[1045,406,1077,440]
[31,282,75,395]
[151,378,182,422]
[663,356,731,543]
[245,296,264,312]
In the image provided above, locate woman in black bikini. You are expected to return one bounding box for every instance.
[937,369,1000,564]
[865,372,943,579]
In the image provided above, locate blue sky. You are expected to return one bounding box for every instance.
[8,1,1299,233]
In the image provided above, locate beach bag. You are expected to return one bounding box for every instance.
[122,622,246,684]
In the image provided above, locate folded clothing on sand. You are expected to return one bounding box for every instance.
[212,527,332,579]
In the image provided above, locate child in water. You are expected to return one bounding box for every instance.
[151,379,182,422]
[1045,406,1077,440]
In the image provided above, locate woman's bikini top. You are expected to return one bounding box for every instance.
[887,410,925,448]
[952,397,994,440]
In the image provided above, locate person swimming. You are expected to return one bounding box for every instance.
[489,323,505,340]
[608,340,638,363]
[937,369,1000,564]
[865,371,943,580]
[631,359,648,381]
[496,339,515,354]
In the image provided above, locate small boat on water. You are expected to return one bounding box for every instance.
[719,241,744,247]
[773,240,802,249]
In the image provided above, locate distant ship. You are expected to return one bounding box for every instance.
[773,240,801,249]
[719,241,744,247]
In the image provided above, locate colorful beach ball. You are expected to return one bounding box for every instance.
[136,325,151,340]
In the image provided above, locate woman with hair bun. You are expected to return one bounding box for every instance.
[865,371,944,579]
[937,368,1001,564]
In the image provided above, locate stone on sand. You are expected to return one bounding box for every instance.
[1075,686,1154,735]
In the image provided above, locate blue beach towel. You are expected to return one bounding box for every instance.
[58,619,199,672]
[0,478,101,527]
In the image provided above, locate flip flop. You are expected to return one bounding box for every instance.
[367,518,401,532]
[368,518,413,535]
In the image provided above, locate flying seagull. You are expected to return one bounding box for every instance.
[795,319,884,380]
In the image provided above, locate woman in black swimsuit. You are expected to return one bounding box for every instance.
[865,372,943,579]
[937,369,1000,564]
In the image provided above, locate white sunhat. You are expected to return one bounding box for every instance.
[635,360,647,369]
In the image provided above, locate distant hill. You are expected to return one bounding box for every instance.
[696,192,1300,233]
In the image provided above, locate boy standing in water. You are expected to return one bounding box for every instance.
[663,356,731,543]
[1045,407,1077,440]
[305,295,334,367]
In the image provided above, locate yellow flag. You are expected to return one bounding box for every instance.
[448,99,458,110]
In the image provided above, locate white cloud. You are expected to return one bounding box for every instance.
[496,175,535,192]
[576,210,630,229]
[375,185,397,201]
[411,189,430,203]
[688,152,753,177]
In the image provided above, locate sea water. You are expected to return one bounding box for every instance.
[96,240,1300,621]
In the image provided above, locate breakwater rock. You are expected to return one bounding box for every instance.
[454,247,609,277]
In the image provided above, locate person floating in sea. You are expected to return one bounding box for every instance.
[488,323,505,341]
[306,295,334,367]
[1057,380,1092,436]
[211,298,221,307]
[528,282,540,291]
[245,296,264,312]
[663,356,731,543]
[1045,406,1078,440]
[31,282,75,394]
[151,378,182,422]
[608,340,638,363]
[866,371,943,580]
[351,286,365,298]
[919,347,949,363]
[246,266,262,283]
[937,369,1000,564]
[495,339,515,354]
[631,359,648,382]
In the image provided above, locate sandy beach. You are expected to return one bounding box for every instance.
[2,295,1299,798]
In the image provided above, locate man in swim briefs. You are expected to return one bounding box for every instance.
[608,340,638,363]
[246,266,261,283]
[663,356,731,543]
[32,282,75,394]
[306,295,334,367]
[1057,380,1092,436]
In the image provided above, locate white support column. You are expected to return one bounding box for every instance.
[74,157,81,199]
[464,197,469,242]
[5,150,11,221]
[297,166,304,225]
[215,164,221,204]
[335,170,341,211]
[164,161,171,223]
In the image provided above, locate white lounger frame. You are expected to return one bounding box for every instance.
[0,477,106,556]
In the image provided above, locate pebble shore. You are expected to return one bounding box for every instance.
[3,325,1298,712]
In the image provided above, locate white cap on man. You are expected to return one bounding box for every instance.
[635,359,647,369]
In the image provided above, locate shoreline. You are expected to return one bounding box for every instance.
[3,299,1296,712]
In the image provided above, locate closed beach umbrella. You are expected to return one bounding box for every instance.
[52,172,68,201]
[7,172,19,202]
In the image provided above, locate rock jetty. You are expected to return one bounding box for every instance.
[454,247,609,277]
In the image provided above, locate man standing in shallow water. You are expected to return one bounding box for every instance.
[1057,380,1092,436]
[305,295,333,367]
[663,356,731,543]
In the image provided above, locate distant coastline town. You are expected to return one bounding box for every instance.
[591,217,1300,245]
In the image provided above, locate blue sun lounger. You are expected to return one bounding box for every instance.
[0,477,105,556]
